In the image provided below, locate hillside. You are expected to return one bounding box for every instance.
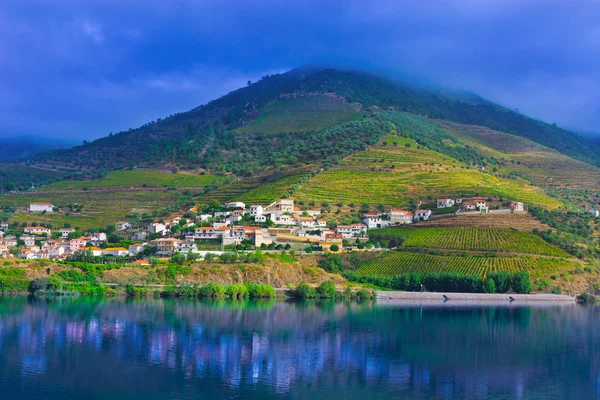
[434,120,600,189]
[4,66,600,226]
[29,67,600,173]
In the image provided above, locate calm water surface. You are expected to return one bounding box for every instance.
[0,297,598,399]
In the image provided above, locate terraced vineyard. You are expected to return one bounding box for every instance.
[435,120,600,189]
[38,170,223,191]
[356,251,580,278]
[371,227,569,257]
[236,173,305,204]
[294,135,562,208]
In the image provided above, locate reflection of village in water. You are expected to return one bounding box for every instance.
[0,298,599,399]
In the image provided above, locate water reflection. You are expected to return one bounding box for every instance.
[0,297,598,399]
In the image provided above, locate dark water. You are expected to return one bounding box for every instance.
[0,297,599,399]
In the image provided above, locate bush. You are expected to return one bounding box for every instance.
[577,292,596,304]
[318,255,344,273]
[484,278,496,294]
[245,283,276,298]
[199,283,226,298]
[296,282,316,299]
[317,281,337,298]
[511,271,532,294]
[356,288,372,300]
[488,271,511,293]
[226,284,248,299]
[329,244,339,252]
[170,253,186,265]
[29,277,49,293]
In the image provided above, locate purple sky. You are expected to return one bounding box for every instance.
[1,0,599,140]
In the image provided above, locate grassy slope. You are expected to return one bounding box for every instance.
[37,170,223,191]
[434,120,600,189]
[236,95,362,134]
[0,171,223,229]
[294,134,562,208]
[1,189,180,229]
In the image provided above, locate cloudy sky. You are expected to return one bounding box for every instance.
[1,0,599,141]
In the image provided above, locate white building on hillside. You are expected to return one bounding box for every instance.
[390,209,413,225]
[362,214,390,229]
[28,202,55,213]
[249,205,264,217]
[225,201,245,209]
[437,199,455,208]
[414,209,432,221]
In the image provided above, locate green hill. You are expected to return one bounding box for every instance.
[31,67,600,173]
[4,66,600,224]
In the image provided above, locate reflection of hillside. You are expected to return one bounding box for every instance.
[0,298,598,399]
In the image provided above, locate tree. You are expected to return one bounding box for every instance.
[171,253,186,265]
[512,271,532,294]
[330,244,339,252]
[186,252,199,262]
[149,257,160,267]
[296,282,316,299]
[484,279,496,294]
[317,281,337,298]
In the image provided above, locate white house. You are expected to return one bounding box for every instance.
[437,199,455,208]
[255,215,267,223]
[116,221,132,231]
[297,217,316,228]
[60,228,75,239]
[177,241,198,254]
[102,247,129,257]
[46,246,65,258]
[510,202,525,212]
[225,201,246,209]
[24,226,52,236]
[414,209,432,221]
[147,223,166,235]
[194,226,230,240]
[475,199,488,211]
[4,236,17,247]
[337,225,367,239]
[197,214,213,222]
[270,214,294,225]
[390,209,413,225]
[0,223,9,231]
[28,202,55,213]
[589,209,600,218]
[128,244,145,257]
[362,214,390,229]
[249,205,264,217]
[316,219,327,228]
[21,235,36,247]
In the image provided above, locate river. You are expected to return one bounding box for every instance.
[0,297,598,399]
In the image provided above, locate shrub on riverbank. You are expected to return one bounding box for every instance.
[160,282,277,299]
[317,281,337,298]
[296,282,316,299]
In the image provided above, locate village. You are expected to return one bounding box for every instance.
[0,197,534,263]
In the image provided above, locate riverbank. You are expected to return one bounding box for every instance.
[376,291,575,302]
